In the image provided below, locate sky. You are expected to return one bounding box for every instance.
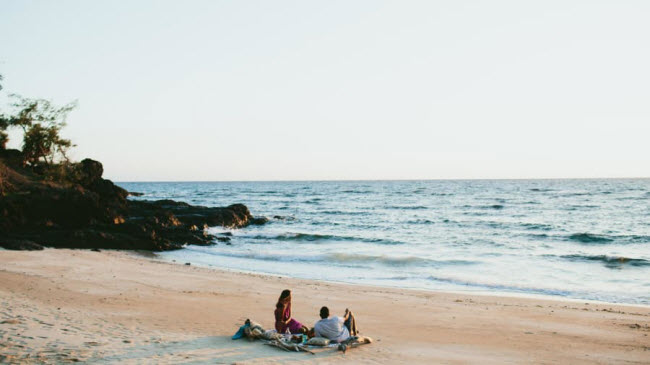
[1,0,649,181]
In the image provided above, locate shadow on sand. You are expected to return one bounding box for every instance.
[88,335,342,364]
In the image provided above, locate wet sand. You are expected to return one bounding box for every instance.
[0,249,648,364]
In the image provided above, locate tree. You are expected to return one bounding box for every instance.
[0,74,7,148]
[0,74,76,163]
[22,123,73,165]
[1,94,76,164]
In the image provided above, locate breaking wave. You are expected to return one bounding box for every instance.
[243,232,404,245]
[568,233,614,243]
[186,249,475,268]
[567,233,650,244]
[557,254,650,268]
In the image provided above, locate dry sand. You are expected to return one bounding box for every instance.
[0,249,648,364]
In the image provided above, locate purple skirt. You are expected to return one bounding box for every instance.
[276,318,304,334]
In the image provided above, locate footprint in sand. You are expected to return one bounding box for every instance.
[0,319,22,325]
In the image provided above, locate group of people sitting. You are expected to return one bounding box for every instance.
[274,289,358,343]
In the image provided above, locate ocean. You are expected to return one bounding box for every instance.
[117,179,650,305]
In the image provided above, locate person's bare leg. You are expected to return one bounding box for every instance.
[343,310,358,336]
[349,311,357,336]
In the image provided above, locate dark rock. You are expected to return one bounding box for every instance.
[0,154,269,252]
[128,200,263,229]
[75,158,103,187]
[249,216,269,225]
[0,149,23,167]
[0,184,115,229]
[185,262,191,265]
[128,191,144,197]
[218,232,233,237]
[0,239,43,250]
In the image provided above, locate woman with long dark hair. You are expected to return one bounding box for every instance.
[274,289,308,334]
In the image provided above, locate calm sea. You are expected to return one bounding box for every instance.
[118,179,650,305]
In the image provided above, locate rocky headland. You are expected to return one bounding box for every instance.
[0,149,267,251]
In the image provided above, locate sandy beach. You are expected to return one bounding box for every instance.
[0,249,648,364]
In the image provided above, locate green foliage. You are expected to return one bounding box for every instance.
[0,74,7,148]
[38,161,82,184]
[8,96,77,132]
[0,74,76,166]
[0,94,76,165]
[22,123,68,165]
[0,74,7,149]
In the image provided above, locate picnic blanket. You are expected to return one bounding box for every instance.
[232,319,372,354]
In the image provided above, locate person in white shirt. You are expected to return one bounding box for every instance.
[313,306,358,343]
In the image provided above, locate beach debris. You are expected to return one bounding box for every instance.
[185,262,191,266]
[265,339,315,354]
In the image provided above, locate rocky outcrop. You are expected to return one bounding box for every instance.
[0,153,267,251]
[0,238,43,250]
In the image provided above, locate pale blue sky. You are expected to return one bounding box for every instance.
[1,0,649,181]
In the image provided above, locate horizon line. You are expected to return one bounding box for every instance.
[113,176,650,184]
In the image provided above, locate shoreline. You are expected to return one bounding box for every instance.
[1,248,649,363]
[150,250,650,309]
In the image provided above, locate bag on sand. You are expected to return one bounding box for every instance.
[261,330,283,341]
[243,320,265,340]
[306,337,330,346]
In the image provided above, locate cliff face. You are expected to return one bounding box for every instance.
[0,150,267,251]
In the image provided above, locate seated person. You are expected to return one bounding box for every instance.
[313,306,358,343]
[274,289,308,334]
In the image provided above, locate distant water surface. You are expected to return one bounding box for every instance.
[118,179,650,305]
